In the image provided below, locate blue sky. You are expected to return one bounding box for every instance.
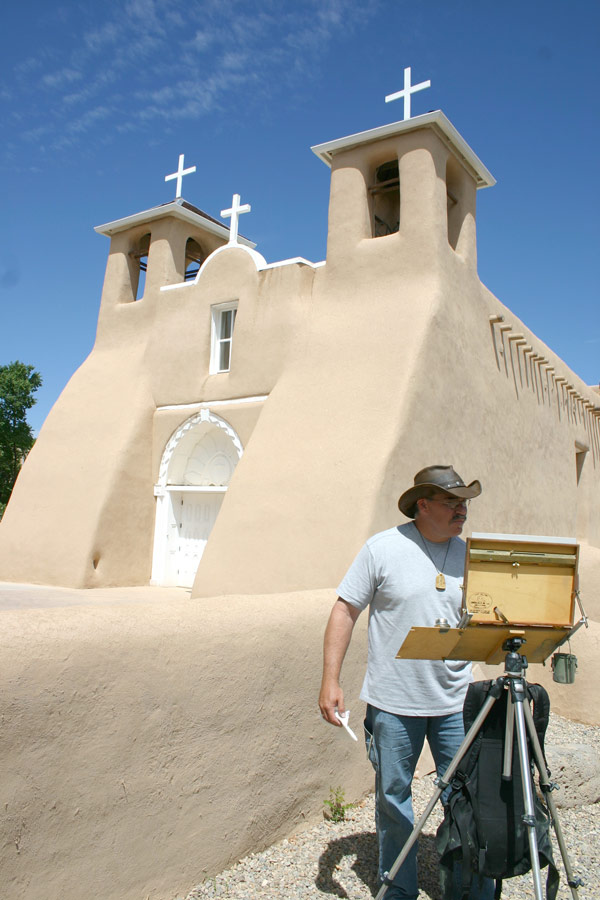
[1,0,598,434]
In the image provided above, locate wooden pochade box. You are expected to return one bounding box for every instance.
[463,533,579,629]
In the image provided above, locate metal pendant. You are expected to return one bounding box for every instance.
[436,573,446,591]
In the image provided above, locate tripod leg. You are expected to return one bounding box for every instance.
[503,692,514,779]
[374,687,503,900]
[523,701,582,899]
[512,682,544,900]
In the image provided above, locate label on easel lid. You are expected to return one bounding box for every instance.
[468,592,493,613]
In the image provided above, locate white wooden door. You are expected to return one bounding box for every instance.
[175,492,224,588]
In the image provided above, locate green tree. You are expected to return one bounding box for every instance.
[0,361,42,516]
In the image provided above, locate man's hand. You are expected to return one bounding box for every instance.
[319,598,361,726]
[319,677,345,726]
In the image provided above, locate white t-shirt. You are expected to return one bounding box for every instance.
[337,522,472,716]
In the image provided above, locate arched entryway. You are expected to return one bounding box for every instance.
[151,410,243,587]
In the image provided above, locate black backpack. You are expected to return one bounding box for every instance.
[436,680,559,900]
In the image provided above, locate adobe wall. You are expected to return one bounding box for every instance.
[2,578,598,900]
[146,249,317,408]
[1,589,372,900]
[375,262,600,548]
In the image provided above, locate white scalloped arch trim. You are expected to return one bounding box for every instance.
[158,409,244,486]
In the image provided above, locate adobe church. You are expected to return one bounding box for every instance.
[1,88,600,900]
[0,79,600,900]
[1,107,598,594]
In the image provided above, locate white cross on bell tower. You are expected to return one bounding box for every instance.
[220,193,251,244]
[165,153,197,199]
[385,66,431,120]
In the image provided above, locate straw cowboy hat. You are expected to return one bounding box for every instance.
[398,465,482,517]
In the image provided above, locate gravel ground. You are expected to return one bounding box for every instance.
[179,714,599,900]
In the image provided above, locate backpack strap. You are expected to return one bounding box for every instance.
[462,680,493,733]
[446,774,481,899]
[545,859,560,900]
[458,679,493,782]
[527,683,551,757]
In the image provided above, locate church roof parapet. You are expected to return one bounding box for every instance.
[311,110,495,190]
[94,197,256,248]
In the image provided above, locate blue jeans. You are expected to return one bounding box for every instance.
[365,705,494,900]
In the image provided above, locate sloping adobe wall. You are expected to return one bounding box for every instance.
[193,227,446,595]
[0,590,371,900]
[0,347,156,588]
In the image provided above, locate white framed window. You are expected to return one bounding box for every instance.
[210,301,238,374]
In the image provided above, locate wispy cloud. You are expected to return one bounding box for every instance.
[83,21,121,52]
[1,0,372,167]
[41,67,83,90]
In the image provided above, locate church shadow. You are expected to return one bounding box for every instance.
[315,830,441,898]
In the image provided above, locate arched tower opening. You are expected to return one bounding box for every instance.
[184,237,205,281]
[370,158,400,237]
[128,232,151,301]
[446,156,470,253]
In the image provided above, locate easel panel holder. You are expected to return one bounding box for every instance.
[396,625,572,665]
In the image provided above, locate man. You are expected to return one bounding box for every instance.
[319,465,493,900]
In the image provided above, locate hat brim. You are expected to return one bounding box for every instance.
[398,479,482,517]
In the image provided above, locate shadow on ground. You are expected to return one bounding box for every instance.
[316,831,440,898]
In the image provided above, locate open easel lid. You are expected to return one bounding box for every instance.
[471,532,577,545]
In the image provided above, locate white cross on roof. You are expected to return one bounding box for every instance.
[164,153,197,199]
[385,66,431,120]
[220,193,251,244]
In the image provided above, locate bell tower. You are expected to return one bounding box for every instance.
[93,151,257,334]
[312,110,495,271]
[94,198,255,307]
